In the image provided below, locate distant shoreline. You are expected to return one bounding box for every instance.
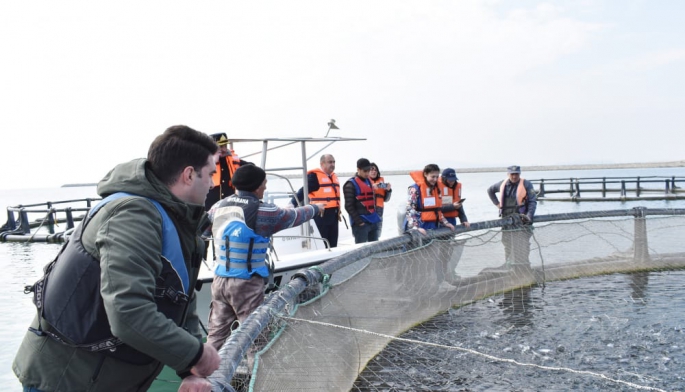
[61,160,685,187]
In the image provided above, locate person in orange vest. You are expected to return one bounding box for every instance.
[487,165,537,267]
[404,163,456,235]
[368,162,392,239]
[343,158,382,243]
[205,132,250,212]
[290,154,341,248]
[438,168,470,228]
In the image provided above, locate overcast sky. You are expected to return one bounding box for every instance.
[1,0,684,190]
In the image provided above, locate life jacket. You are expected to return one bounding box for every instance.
[409,170,442,223]
[499,178,528,215]
[26,192,190,365]
[438,178,462,218]
[307,168,340,209]
[211,152,241,195]
[212,194,270,280]
[369,176,387,209]
[347,176,381,225]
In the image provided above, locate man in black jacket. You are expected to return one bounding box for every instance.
[343,158,382,244]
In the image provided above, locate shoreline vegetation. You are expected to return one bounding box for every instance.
[61,160,685,188]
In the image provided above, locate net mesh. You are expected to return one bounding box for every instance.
[209,209,685,392]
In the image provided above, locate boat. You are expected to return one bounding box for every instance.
[1,131,369,390]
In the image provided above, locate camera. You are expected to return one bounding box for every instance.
[376,182,387,189]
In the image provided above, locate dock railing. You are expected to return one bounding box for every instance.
[0,198,100,243]
[532,175,685,201]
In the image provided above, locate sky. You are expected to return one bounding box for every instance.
[1,0,684,190]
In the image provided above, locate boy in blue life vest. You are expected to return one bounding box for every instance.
[206,164,324,353]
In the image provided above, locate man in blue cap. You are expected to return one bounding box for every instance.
[487,165,537,267]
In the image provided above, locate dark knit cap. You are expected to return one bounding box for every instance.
[232,164,266,192]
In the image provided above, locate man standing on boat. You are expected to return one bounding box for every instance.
[487,165,538,267]
[344,158,383,243]
[206,164,324,353]
[14,125,220,391]
[205,132,250,211]
[290,154,341,248]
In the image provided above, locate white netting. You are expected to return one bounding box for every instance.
[210,211,685,392]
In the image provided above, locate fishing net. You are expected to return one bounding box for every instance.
[209,208,685,392]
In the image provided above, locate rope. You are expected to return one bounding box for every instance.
[279,316,668,392]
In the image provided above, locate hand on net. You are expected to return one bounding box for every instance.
[520,214,531,224]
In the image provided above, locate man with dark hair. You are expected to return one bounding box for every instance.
[343,158,382,243]
[206,164,324,352]
[14,125,221,391]
[487,165,538,267]
[290,154,341,248]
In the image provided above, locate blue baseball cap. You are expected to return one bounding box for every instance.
[442,168,458,181]
[507,165,521,174]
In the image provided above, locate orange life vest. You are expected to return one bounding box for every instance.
[409,170,442,223]
[437,178,462,218]
[211,152,241,196]
[307,169,340,209]
[369,176,387,208]
[499,178,527,213]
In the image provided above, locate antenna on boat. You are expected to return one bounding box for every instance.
[324,119,339,137]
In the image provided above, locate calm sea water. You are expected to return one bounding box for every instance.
[1,167,684,389]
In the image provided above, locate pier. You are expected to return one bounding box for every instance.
[0,198,99,243]
[533,176,685,201]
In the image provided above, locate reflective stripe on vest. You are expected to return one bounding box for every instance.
[438,179,462,218]
[211,153,241,187]
[308,169,340,209]
[370,176,387,208]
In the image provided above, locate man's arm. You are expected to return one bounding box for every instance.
[524,180,537,221]
[487,181,502,205]
[290,173,320,207]
[254,202,319,237]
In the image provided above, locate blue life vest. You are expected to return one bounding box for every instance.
[212,194,271,280]
[347,176,381,226]
[27,192,190,365]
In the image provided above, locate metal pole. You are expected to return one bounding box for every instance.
[632,207,650,263]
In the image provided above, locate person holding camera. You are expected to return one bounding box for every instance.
[438,168,470,228]
[368,162,392,239]
[486,165,537,268]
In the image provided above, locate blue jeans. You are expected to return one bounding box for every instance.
[352,223,379,244]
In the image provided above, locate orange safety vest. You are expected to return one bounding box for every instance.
[307,169,340,209]
[369,176,387,208]
[211,152,241,190]
[499,178,527,213]
[437,178,462,218]
[410,170,442,223]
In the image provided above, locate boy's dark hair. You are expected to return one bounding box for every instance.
[148,125,218,185]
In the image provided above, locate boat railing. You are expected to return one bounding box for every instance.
[0,198,100,242]
[532,175,685,201]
